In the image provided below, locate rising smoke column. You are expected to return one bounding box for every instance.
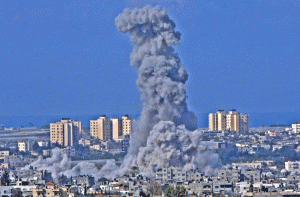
[113,5,221,177]
[116,5,196,157]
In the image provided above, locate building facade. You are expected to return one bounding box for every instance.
[292,122,300,133]
[111,118,122,141]
[18,141,33,152]
[209,110,249,134]
[18,142,27,152]
[90,115,132,141]
[285,161,300,172]
[209,110,226,131]
[239,114,249,134]
[90,115,112,141]
[50,118,82,147]
[122,115,132,136]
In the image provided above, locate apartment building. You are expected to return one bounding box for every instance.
[155,168,204,183]
[18,141,33,152]
[122,115,131,136]
[239,114,249,134]
[0,150,9,159]
[209,110,226,131]
[18,142,27,152]
[50,118,82,147]
[292,122,300,133]
[226,110,240,132]
[90,115,132,141]
[32,182,61,197]
[90,115,112,141]
[111,118,122,141]
[285,161,300,172]
[209,110,249,134]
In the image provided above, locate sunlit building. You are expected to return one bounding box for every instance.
[209,110,249,134]
[90,115,112,141]
[90,115,132,141]
[50,118,82,147]
[122,115,132,136]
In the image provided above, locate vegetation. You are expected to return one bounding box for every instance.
[1,169,10,186]
[31,141,50,155]
[164,186,186,197]
[147,181,162,197]
[11,188,22,197]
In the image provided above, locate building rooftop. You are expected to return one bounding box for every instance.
[45,182,54,186]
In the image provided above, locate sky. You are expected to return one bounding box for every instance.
[0,0,299,126]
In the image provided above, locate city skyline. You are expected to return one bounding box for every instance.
[1,3,300,196]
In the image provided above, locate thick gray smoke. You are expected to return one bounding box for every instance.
[23,148,117,181]
[116,6,197,155]
[101,5,222,177]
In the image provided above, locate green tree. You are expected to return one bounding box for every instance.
[1,169,10,186]
[11,188,22,197]
[147,181,162,197]
[32,141,40,151]
[164,186,186,197]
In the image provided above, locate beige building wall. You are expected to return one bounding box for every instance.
[111,118,122,141]
[217,110,226,131]
[50,118,81,147]
[90,119,101,139]
[122,115,131,136]
[226,110,240,132]
[90,116,112,141]
[209,110,226,131]
[209,110,249,133]
[91,115,132,141]
[50,122,64,146]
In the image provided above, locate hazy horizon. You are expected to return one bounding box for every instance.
[0,111,299,128]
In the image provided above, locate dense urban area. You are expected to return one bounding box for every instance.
[0,110,300,197]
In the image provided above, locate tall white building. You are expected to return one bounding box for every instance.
[209,110,249,134]
[50,118,82,147]
[292,122,300,133]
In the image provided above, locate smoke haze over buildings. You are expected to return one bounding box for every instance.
[25,5,222,180]
[23,148,118,181]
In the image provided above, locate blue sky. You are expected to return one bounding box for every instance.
[0,0,299,124]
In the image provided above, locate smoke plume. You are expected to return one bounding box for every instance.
[25,5,221,181]
[102,5,221,177]
[23,148,118,181]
